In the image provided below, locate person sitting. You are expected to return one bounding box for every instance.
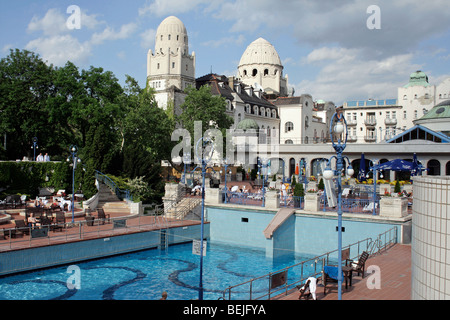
[27,213,40,228]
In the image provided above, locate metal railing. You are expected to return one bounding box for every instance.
[320,193,380,215]
[221,226,397,300]
[95,170,132,201]
[0,213,169,252]
[279,196,304,209]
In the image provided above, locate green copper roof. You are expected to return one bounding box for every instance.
[418,100,450,120]
[236,118,259,131]
[403,70,430,88]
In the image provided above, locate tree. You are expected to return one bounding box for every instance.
[176,85,234,140]
[120,76,175,202]
[0,49,56,160]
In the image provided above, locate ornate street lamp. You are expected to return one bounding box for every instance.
[191,137,215,300]
[67,145,81,224]
[31,137,38,161]
[322,110,354,300]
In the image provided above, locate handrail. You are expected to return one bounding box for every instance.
[221,226,398,300]
[95,170,132,201]
[0,211,171,252]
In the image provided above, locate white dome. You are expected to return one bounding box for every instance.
[238,38,282,67]
[155,16,189,54]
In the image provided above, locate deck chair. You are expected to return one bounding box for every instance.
[14,219,30,236]
[346,251,370,278]
[97,208,110,225]
[297,279,312,300]
[53,212,66,232]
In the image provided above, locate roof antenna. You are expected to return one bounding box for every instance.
[210,65,213,74]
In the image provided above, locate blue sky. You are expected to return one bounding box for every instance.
[1,0,450,105]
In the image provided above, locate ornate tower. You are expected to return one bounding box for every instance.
[238,38,289,98]
[147,16,196,110]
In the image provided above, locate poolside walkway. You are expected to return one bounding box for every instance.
[273,243,411,300]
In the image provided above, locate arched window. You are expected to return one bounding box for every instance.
[243,70,247,76]
[285,121,294,133]
[272,110,277,118]
[428,159,441,176]
[253,105,259,115]
[285,140,293,144]
[226,100,232,111]
[245,104,251,113]
[264,69,269,76]
[260,107,265,116]
[252,69,258,76]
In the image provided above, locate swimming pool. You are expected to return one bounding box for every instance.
[0,242,318,300]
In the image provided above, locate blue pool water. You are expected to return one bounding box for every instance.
[0,242,321,300]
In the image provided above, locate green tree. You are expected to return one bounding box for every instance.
[120,76,175,202]
[176,85,233,139]
[0,49,56,160]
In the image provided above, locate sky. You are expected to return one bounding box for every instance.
[1,0,450,105]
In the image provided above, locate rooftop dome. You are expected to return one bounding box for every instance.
[404,70,430,88]
[238,38,282,67]
[236,118,260,132]
[418,100,450,121]
[155,16,189,54]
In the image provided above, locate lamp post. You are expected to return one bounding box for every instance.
[31,137,38,161]
[368,159,382,215]
[191,137,215,300]
[67,145,81,224]
[322,110,354,300]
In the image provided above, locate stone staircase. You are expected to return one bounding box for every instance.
[165,197,202,220]
[97,182,130,215]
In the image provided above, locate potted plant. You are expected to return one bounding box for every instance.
[293,182,304,207]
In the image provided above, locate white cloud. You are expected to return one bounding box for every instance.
[27,8,68,36]
[91,23,138,45]
[24,8,137,66]
[295,46,422,104]
[25,35,92,66]
[139,0,220,16]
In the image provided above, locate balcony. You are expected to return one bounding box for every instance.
[346,119,357,126]
[364,135,377,142]
[385,118,397,125]
[364,118,377,127]
[347,135,358,142]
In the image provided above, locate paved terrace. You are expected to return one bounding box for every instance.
[273,243,411,300]
[0,207,202,252]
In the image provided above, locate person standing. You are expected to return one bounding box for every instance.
[44,153,50,161]
[36,153,44,162]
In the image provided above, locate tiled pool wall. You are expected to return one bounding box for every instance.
[0,224,208,276]
[1,206,410,277]
[411,176,450,300]
[206,206,409,259]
